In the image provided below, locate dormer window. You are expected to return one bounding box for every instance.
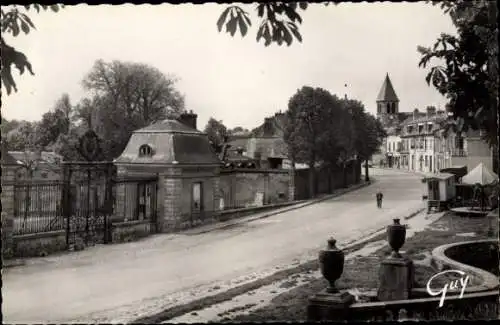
[139,144,153,157]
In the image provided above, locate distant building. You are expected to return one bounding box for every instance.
[399,107,446,173]
[374,73,494,174]
[8,150,63,181]
[226,112,289,169]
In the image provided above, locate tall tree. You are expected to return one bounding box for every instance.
[316,95,351,190]
[418,0,498,148]
[285,86,334,198]
[1,5,63,95]
[204,118,228,153]
[344,100,386,181]
[81,59,185,159]
[35,94,73,149]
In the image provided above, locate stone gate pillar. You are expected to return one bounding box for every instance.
[213,168,221,213]
[1,166,17,257]
[157,167,182,232]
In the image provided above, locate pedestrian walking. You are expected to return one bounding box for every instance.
[376,191,384,208]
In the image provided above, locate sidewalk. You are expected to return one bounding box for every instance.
[3,180,373,270]
[181,179,373,235]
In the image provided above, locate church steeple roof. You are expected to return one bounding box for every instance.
[376,73,399,102]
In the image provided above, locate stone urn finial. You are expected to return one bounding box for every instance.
[319,237,345,293]
[387,218,406,258]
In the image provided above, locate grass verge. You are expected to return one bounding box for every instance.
[131,231,388,324]
[226,212,498,322]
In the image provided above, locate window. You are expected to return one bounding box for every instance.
[425,156,428,167]
[427,123,433,132]
[139,144,153,157]
[418,125,424,133]
[192,182,203,213]
[41,172,48,179]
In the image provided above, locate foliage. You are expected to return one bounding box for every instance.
[418,0,498,147]
[2,59,185,162]
[2,121,38,151]
[216,2,339,47]
[80,59,185,159]
[1,5,62,95]
[284,86,387,192]
[204,118,228,153]
[228,126,250,136]
[35,94,72,148]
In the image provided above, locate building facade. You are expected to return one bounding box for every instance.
[399,107,446,173]
[375,73,495,175]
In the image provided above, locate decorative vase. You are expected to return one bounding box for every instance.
[387,218,406,258]
[318,238,344,293]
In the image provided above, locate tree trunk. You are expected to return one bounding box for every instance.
[308,161,315,199]
[327,165,333,193]
[365,159,370,182]
[342,162,347,188]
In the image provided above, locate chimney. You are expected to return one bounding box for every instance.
[177,110,198,130]
[426,106,436,117]
[413,108,419,120]
[263,117,274,137]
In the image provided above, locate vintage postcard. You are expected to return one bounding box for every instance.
[1,1,498,323]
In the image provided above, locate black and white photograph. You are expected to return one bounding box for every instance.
[1,1,499,323]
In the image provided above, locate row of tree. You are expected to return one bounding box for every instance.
[285,86,385,198]
[2,59,185,161]
[202,86,385,199]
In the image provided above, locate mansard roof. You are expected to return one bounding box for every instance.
[114,119,221,166]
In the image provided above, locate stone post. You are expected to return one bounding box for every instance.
[212,170,221,213]
[1,212,15,259]
[377,257,414,301]
[307,238,355,321]
[378,219,415,301]
[288,168,295,201]
[157,167,183,232]
[1,167,17,258]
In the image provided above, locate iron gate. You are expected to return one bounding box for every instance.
[63,162,115,248]
[62,130,115,249]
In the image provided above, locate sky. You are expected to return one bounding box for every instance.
[2,2,457,130]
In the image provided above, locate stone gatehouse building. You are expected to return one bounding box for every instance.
[114,111,223,231]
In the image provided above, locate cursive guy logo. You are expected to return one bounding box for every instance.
[426,270,470,308]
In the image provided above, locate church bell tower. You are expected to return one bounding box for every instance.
[376,73,399,126]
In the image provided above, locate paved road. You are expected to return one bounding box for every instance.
[3,168,425,324]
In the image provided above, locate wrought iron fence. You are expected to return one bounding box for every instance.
[13,181,65,235]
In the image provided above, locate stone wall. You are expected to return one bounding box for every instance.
[294,161,361,200]
[111,220,152,243]
[12,230,67,258]
[219,169,291,209]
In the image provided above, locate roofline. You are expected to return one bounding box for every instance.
[376,99,400,103]
[113,162,222,168]
[133,130,206,135]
